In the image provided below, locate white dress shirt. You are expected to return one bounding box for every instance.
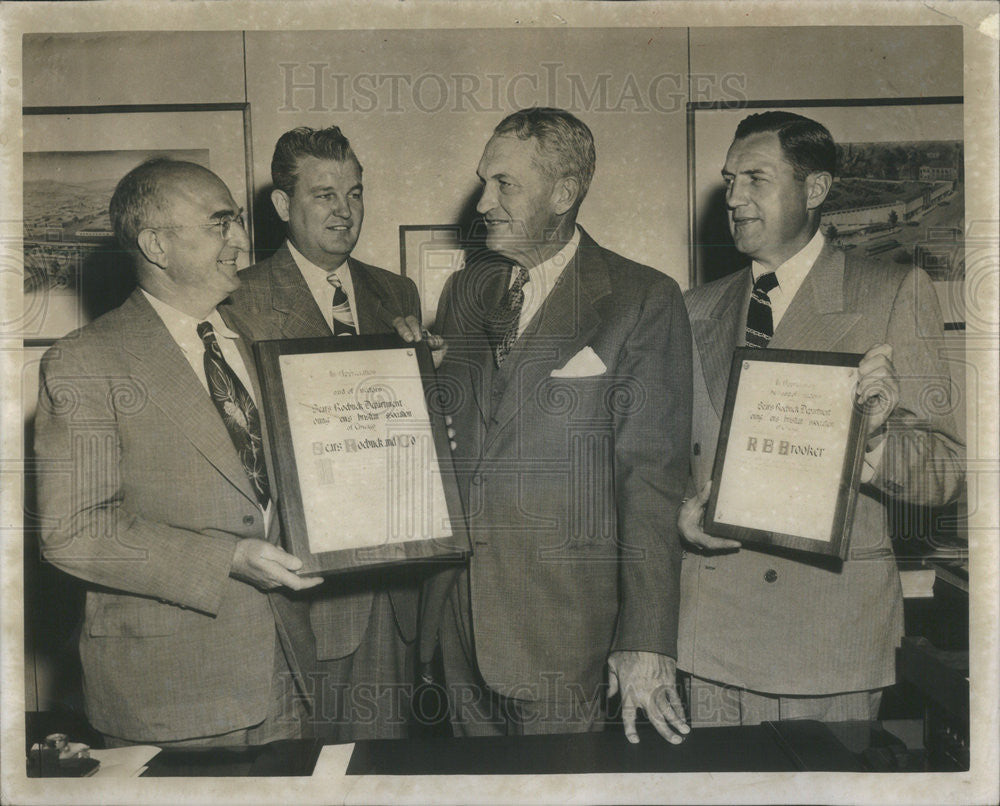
[286,240,361,334]
[142,289,273,524]
[750,229,884,478]
[510,226,581,337]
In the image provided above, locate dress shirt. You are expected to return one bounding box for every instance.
[286,240,361,334]
[142,289,273,525]
[750,229,884,479]
[511,226,581,337]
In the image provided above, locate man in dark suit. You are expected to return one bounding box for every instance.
[223,126,434,741]
[35,159,322,746]
[678,112,965,726]
[424,108,692,741]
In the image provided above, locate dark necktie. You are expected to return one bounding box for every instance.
[327,273,357,336]
[745,271,779,348]
[197,322,271,508]
[486,265,530,367]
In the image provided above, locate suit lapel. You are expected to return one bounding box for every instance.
[349,258,394,334]
[691,269,750,419]
[267,244,333,339]
[769,241,861,351]
[484,235,606,452]
[120,292,258,505]
[463,258,508,427]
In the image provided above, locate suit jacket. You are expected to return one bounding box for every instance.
[678,240,965,695]
[221,244,422,660]
[34,290,316,741]
[429,228,692,700]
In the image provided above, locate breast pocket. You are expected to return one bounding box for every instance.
[87,595,181,637]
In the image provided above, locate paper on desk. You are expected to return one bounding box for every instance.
[88,745,161,777]
[312,743,355,778]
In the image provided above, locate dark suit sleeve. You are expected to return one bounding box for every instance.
[35,344,238,616]
[869,267,965,506]
[612,276,693,658]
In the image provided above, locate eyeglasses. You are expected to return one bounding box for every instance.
[151,209,247,240]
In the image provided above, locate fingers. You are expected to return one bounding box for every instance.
[678,491,740,551]
[621,701,639,744]
[857,343,899,433]
[392,315,423,342]
[232,540,323,591]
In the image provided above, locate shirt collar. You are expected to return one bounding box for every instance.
[141,289,236,349]
[751,227,826,291]
[519,226,580,290]
[286,238,349,279]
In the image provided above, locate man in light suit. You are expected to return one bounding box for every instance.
[424,108,693,741]
[678,112,965,726]
[35,159,322,746]
[222,126,435,741]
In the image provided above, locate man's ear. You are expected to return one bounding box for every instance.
[271,188,291,222]
[805,171,832,211]
[136,228,168,269]
[551,176,580,216]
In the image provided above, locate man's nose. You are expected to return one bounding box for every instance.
[476,183,495,215]
[229,218,251,251]
[725,178,746,208]
[327,194,351,219]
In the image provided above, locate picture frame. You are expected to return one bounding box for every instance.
[703,348,869,560]
[21,103,255,346]
[253,334,470,576]
[398,224,466,329]
[687,96,965,328]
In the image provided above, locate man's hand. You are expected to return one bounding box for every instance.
[677,480,740,552]
[607,650,690,744]
[393,315,448,369]
[857,343,900,436]
[230,539,323,591]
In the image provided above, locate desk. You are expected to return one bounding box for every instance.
[123,721,865,777]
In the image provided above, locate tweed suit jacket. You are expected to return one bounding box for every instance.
[429,228,692,700]
[677,240,965,695]
[221,243,422,660]
[35,290,316,742]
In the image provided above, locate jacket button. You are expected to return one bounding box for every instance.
[693,443,701,456]
[243,514,255,526]
[764,569,778,583]
[471,473,482,486]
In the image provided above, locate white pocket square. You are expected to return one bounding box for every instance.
[550,346,607,378]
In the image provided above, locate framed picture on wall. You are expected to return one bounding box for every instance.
[398,225,465,330]
[20,103,254,345]
[687,96,965,329]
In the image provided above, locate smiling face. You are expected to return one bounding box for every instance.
[476,134,571,267]
[722,131,826,271]
[155,169,248,306]
[272,155,364,271]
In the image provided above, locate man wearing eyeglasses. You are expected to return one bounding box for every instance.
[34,158,322,747]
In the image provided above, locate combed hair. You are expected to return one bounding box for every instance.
[271,126,361,194]
[109,158,199,251]
[733,111,837,179]
[493,108,596,206]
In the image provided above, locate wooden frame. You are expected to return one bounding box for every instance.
[21,103,254,346]
[686,96,965,329]
[704,348,869,560]
[254,334,470,576]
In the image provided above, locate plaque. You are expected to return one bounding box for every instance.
[254,334,470,575]
[703,348,869,559]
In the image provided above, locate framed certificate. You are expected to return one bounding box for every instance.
[704,348,869,559]
[254,334,470,575]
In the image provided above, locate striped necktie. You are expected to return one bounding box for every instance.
[327,272,357,336]
[745,271,779,348]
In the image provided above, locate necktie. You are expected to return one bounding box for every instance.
[745,271,779,348]
[197,322,271,508]
[486,265,530,367]
[327,273,357,336]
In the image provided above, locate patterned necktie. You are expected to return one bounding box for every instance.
[327,272,357,336]
[197,322,271,508]
[745,271,779,348]
[486,265,531,367]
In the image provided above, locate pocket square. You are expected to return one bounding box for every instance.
[550,346,607,378]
